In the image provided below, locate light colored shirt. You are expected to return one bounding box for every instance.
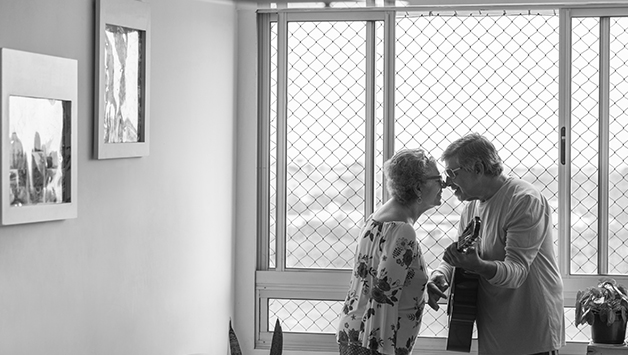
[337,216,429,355]
[436,177,565,355]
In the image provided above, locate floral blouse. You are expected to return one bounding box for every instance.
[337,216,428,355]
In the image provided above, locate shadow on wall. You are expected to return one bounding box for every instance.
[229,319,283,355]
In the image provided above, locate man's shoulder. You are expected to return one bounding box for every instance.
[505,177,549,207]
[506,176,542,194]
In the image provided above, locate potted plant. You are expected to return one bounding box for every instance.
[575,278,628,344]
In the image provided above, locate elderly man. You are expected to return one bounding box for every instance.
[427,133,565,355]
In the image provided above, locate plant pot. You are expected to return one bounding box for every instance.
[591,313,628,344]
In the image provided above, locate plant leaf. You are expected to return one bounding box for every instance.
[229,320,243,355]
[576,278,628,327]
[608,308,616,326]
[270,319,283,355]
[585,311,595,325]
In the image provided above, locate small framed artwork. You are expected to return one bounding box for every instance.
[94,0,150,159]
[1,48,78,225]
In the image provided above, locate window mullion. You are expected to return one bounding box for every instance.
[558,8,572,276]
[598,16,610,274]
[257,13,272,270]
[276,12,288,272]
[382,11,395,203]
[365,20,376,217]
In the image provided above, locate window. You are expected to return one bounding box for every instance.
[256,4,628,352]
[561,8,628,277]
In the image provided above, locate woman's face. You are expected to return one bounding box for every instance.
[421,161,444,208]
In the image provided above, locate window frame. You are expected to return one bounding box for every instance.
[256,9,394,351]
[558,6,628,302]
[256,4,628,352]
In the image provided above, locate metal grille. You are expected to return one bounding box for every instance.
[268,299,589,343]
[565,307,591,343]
[395,11,560,272]
[570,17,628,274]
[269,19,386,270]
[607,17,628,274]
[270,22,278,268]
[264,7,628,341]
[269,299,342,332]
[284,21,370,269]
[268,10,562,336]
[570,17,600,274]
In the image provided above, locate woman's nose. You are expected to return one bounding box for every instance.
[445,176,455,188]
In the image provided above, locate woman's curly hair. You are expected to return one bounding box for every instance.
[384,148,436,205]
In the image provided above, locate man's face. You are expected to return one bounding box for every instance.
[444,158,476,202]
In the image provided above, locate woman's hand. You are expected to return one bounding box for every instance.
[426,272,449,311]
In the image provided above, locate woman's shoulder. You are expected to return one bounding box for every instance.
[369,217,415,238]
[369,212,411,227]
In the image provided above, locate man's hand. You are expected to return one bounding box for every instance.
[443,242,481,270]
[427,272,449,311]
[443,241,497,280]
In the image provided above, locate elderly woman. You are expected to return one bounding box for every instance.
[337,148,446,355]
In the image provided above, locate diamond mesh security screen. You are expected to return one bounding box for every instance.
[396,12,560,272]
[265,8,628,342]
[268,10,563,337]
[270,22,278,268]
[284,21,370,269]
[570,17,628,274]
[570,17,600,274]
[269,20,386,269]
[269,299,342,332]
[268,299,589,342]
[608,18,628,274]
[272,12,560,270]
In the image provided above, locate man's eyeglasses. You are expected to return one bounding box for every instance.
[425,175,448,189]
[445,167,463,179]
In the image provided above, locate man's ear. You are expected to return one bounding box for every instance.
[474,161,485,175]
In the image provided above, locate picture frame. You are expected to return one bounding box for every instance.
[1,48,78,225]
[94,0,151,159]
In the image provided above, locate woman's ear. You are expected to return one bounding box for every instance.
[414,184,422,198]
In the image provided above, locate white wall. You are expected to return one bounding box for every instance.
[234,1,260,353]
[0,0,236,354]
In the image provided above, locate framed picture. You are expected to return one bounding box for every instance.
[1,48,78,225]
[94,0,150,159]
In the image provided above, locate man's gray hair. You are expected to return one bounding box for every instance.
[441,133,503,177]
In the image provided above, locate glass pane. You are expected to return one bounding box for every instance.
[571,17,600,274]
[9,96,71,206]
[269,299,342,332]
[396,12,560,272]
[375,22,385,209]
[270,22,278,268]
[565,307,591,342]
[104,24,143,143]
[608,17,628,275]
[284,21,370,269]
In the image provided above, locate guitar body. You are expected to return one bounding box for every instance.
[446,267,479,352]
[446,216,482,353]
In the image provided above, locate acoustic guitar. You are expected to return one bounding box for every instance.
[446,216,482,353]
